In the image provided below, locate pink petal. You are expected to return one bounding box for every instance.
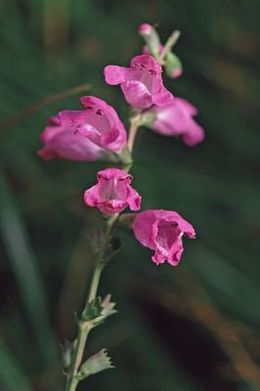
[175,97,198,116]
[99,200,127,215]
[83,185,99,207]
[168,238,184,266]
[132,210,159,249]
[121,80,152,108]
[104,66,129,85]
[152,87,174,107]
[127,187,142,211]
[152,249,166,265]
[130,54,162,74]
[182,121,205,146]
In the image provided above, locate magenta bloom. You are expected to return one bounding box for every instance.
[38,96,127,161]
[38,110,104,161]
[84,168,142,215]
[104,54,173,109]
[132,209,196,266]
[147,97,205,146]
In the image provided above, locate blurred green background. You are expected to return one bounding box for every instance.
[1,0,260,390]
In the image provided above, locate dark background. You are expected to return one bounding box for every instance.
[0,0,260,390]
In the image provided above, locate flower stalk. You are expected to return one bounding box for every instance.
[65,213,119,391]
[127,113,142,154]
[36,23,203,391]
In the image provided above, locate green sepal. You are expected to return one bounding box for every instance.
[81,295,117,325]
[77,349,114,380]
[82,297,103,321]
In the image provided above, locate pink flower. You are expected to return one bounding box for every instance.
[147,97,205,146]
[132,209,196,266]
[104,54,173,109]
[38,110,104,161]
[38,96,127,161]
[84,168,142,215]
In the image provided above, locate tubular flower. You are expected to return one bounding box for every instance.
[146,97,205,146]
[38,96,127,161]
[104,54,173,109]
[84,168,142,215]
[132,209,196,266]
[38,110,104,161]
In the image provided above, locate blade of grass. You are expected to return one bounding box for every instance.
[0,83,90,133]
[0,171,58,368]
[0,340,31,391]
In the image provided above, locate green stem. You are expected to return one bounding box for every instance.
[158,30,180,64]
[127,114,141,154]
[66,323,90,391]
[87,263,104,304]
[65,215,117,391]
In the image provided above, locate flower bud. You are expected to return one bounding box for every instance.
[138,23,161,58]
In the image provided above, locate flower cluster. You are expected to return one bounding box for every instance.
[38,23,204,266]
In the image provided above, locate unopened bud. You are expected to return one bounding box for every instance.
[138,23,161,58]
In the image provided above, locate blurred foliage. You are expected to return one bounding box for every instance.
[0,0,260,390]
